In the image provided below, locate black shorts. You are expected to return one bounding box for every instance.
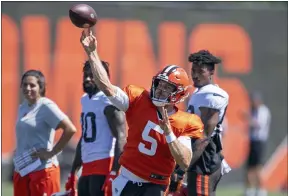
[120,181,167,196]
[247,140,265,168]
[187,166,222,196]
[78,174,106,196]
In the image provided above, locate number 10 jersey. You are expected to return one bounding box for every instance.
[80,92,116,164]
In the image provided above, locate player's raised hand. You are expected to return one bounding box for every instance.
[80,28,97,54]
[158,106,172,135]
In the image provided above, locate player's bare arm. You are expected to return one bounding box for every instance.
[104,105,127,173]
[52,119,77,156]
[80,29,129,112]
[70,137,82,174]
[190,107,219,165]
[159,107,192,170]
[199,107,219,136]
[33,118,77,160]
[81,29,115,97]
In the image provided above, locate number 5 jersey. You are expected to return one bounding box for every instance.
[80,91,115,176]
[119,85,204,185]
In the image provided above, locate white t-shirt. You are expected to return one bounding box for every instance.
[15,97,67,170]
[187,84,229,134]
[250,104,271,141]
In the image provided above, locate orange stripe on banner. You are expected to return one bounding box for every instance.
[121,20,157,90]
[197,174,202,196]
[51,17,85,143]
[2,15,19,155]
[22,16,51,95]
[190,24,251,73]
[94,19,119,84]
[22,16,50,73]
[204,175,209,196]
[261,136,288,191]
[158,22,185,70]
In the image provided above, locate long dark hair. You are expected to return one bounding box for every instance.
[21,70,46,96]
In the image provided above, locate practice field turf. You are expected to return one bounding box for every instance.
[2,182,286,196]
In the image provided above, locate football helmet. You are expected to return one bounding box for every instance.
[150,65,191,107]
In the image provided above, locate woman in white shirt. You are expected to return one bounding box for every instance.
[13,70,77,196]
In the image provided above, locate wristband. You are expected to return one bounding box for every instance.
[165,132,177,143]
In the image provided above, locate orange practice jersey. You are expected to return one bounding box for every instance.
[119,85,204,185]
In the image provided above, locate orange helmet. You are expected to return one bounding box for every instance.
[150,65,191,107]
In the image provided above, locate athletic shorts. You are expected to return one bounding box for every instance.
[247,140,265,167]
[78,174,106,196]
[118,181,167,196]
[13,164,60,196]
[187,166,222,196]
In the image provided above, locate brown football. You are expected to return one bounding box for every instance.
[69,4,97,28]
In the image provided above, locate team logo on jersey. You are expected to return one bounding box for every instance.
[213,93,225,98]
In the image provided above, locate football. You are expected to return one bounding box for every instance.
[69,4,97,28]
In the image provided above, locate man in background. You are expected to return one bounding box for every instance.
[167,50,231,196]
[243,92,271,196]
[65,61,126,196]
[186,50,230,196]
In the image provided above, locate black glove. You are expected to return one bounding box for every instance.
[169,165,185,192]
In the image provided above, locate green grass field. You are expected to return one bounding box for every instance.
[2,182,286,196]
